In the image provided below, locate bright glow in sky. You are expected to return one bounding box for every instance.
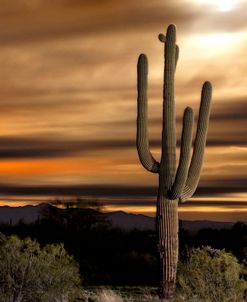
[0,0,246,221]
[197,0,244,12]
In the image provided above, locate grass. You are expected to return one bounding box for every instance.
[78,284,247,302]
[78,286,189,302]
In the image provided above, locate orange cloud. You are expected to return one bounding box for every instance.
[0,0,246,220]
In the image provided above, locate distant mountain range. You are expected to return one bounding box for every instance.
[105,210,237,231]
[0,203,244,231]
[0,204,48,224]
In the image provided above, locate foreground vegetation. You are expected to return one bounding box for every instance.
[0,205,246,301]
[0,234,246,301]
[0,233,81,302]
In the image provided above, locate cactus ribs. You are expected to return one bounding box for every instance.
[136,24,212,299]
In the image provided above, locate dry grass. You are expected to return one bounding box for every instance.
[96,289,124,302]
[79,287,185,302]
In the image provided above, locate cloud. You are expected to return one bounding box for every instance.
[0,1,196,44]
[191,4,247,32]
[0,183,245,197]
[2,0,247,47]
[0,132,246,160]
[0,0,246,221]
[0,137,135,159]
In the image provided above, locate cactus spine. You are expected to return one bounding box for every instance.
[136,24,212,299]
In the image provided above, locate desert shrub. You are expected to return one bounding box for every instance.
[0,232,81,302]
[177,246,247,302]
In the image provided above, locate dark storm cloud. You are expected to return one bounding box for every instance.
[210,99,247,121]
[0,130,246,160]
[102,200,247,208]
[0,0,247,44]
[194,183,247,196]
[0,96,95,115]
[3,0,247,47]
[178,97,246,125]
[1,195,246,209]
[0,137,134,159]
[106,94,247,125]
[0,0,246,222]
[0,183,245,198]
[0,84,246,156]
[206,98,247,146]
[0,0,196,45]
[0,138,70,158]
[0,184,156,197]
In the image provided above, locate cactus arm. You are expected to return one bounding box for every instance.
[160,24,177,185]
[137,54,160,173]
[169,107,194,200]
[136,24,212,299]
[180,81,212,202]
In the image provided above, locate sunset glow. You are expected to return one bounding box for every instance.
[197,0,244,12]
[0,0,246,222]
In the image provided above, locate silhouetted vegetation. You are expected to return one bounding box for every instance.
[0,204,246,288]
[179,222,247,262]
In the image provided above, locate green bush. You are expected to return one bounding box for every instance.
[0,233,81,302]
[176,246,247,302]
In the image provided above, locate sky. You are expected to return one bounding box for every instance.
[0,0,246,221]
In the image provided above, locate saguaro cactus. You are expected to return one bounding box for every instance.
[136,24,212,299]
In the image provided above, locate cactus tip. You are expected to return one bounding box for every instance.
[184,107,194,122]
[167,24,176,42]
[203,81,212,91]
[138,53,147,65]
[185,106,193,114]
[138,53,148,73]
[139,53,147,60]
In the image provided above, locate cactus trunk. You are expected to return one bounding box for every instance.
[157,196,178,298]
[136,24,212,299]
